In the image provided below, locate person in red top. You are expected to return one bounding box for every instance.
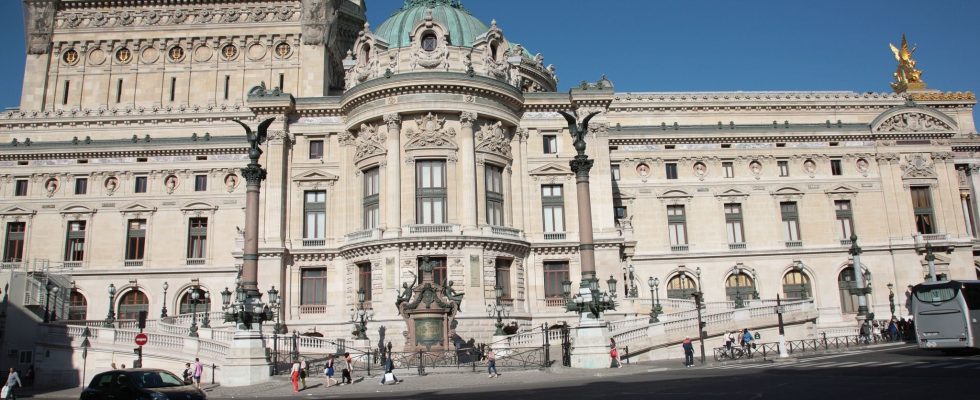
[682,337,695,367]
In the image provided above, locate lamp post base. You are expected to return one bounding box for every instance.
[570,313,612,369]
[221,327,272,387]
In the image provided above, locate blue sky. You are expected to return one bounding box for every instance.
[2,0,978,111]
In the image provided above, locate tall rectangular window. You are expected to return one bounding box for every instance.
[74,178,88,195]
[169,77,177,102]
[300,269,327,305]
[543,135,557,154]
[831,159,843,176]
[725,203,745,244]
[911,186,935,234]
[543,261,569,298]
[723,162,735,178]
[62,81,70,105]
[363,167,380,229]
[357,262,372,302]
[194,175,207,192]
[3,222,26,263]
[485,165,504,226]
[665,163,678,180]
[14,180,28,196]
[304,191,327,239]
[418,257,447,286]
[125,219,147,261]
[64,221,86,262]
[134,176,147,193]
[223,75,230,100]
[541,185,565,232]
[416,160,447,224]
[309,140,324,160]
[279,73,285,91]
[667,205,687,246]
[186,217,208,259]
[495,258,512,299]
[835,200,854,239]
[778,160,789,177]
[116,79,123,103]
[611,165,620,181]
[780,202,801,241]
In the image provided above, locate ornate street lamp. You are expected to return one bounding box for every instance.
[161,282,169,318]
[487,286,512,336]
[848,234,871,318]
[201,291,211,329]
[625,265,639,298]
[268,286,283,334]
[887,283,896,319]
[647,276,662,323]
[43,280,57,323]
[350,288,374,340]
[220,287,232,310]
[189,287,200,338]
[104,283,116,327]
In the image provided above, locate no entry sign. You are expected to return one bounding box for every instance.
[135,333,148,346]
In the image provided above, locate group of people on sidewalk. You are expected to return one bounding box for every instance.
[861,317,915,343]
[181,358,205,388]
[290,352,356,393]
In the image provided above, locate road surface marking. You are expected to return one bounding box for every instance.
[892,361,927,368]
[916,362,954,369]
[942,364,973,369]
[875,362,902,367]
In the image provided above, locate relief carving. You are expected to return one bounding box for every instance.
[404,113,457,150]
[475,121,512,157]
[876,112,952,132]
[354,123,386,160]
[25,0,56,55]
[901,154,936,179]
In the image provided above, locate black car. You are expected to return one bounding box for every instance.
[80,368,207,400]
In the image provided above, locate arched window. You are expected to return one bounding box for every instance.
[358,43,371,66]
[69,290,87,321]
[782,270,811,300]
[666,274,697,299]
[117,290,148,320]
[178,288,211,315]
[725,273,756,301]
[837,267,869,314]
[421,33,438,52]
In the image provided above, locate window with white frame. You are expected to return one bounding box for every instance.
[835,200,854,239]
[541,185,565,233]
[725,203,745,244]
[543,135,558,154]
[304,191,326,239]
[485,165,504,226]
[416,160,447,224]
[363,167,380,229]
[667,205,687,246]
[780,202,801,241]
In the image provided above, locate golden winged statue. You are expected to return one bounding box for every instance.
[889,34,926,93]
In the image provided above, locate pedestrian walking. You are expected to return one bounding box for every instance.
[3,368,22,400]
[487,349,498,378]
[682,337,695,367]
[859,321,871,344]
[741,329,754,350]
[299,357,308,389]
[888,319,900,341]
[324,355,336,387]
[609,338,622,368]
[340,352,352,385]
[290,360,300,393]
[192,358,204,388]
[182,363,193,385]
[380,350,399,385]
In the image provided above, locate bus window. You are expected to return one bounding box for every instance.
[914,287,957,303]
[962,283,980,310]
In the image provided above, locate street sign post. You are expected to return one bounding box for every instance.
[135,333,148,346]
[134,333,147,368]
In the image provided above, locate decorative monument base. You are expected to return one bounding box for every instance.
[570,315,611,369]
[221,328,272,387]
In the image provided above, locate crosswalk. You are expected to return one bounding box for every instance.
[702,359,980,371]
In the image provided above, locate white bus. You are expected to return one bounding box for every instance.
[911,280,980,350]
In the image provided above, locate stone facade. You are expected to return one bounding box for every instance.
[2,0,979,353]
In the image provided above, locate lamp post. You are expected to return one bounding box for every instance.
[924,243,937,282]
[487,286,512,336]
[849,234,870,317]
[887,283,896,319]
[189,287,200,338]
[691,280,706,365]
[43,280,56,323]
[626,265,639,299]
[201,291,211,329]
[647,276,662,323]
[729,264,759,309]
[563,275,617,320]
[776,294,788,358]
[161,282,169,318]
[350,288,374,341]
[267,286,282,334]
[104,283,116,327]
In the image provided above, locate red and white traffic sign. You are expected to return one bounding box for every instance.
[135,333,148,346]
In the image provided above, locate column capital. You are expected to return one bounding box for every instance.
[460,111,478,128]
[384,113,402,130]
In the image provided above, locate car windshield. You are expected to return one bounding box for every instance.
[129,371,185,389]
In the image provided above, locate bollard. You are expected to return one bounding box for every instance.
[625,346,630,365]
[211,364,216,385]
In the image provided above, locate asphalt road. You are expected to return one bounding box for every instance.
[33,344,980,400]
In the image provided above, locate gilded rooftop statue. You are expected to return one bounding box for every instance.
[890,34,926,93]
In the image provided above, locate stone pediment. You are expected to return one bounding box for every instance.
[181,201,218,212]
[59,204,96,215]
[0,206,36,219]
[118,202,157,215]
[771,187,804,199]
[825,185,859,198]
[658,189,693,204]
[715,188,749,200]
[871,106,956,133]
[291,169,339,188]
[529,163,573,178]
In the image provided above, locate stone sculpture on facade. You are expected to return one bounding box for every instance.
[475,121,512,157]
[890,34,926,93]
[25,0,56,55]
[396,257,462,351]
[876,112,952,132]
[405,113,457,149]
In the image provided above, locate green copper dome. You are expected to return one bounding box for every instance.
[375,0,489,49]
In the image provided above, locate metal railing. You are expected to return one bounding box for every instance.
[712,334,903,362]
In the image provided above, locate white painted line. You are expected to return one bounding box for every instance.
[791,361,839,368]
[916,362,954,369]
[942,364,973,369]
[824,362,861,368]
[875,362,903,367]
[891,361,927,368]
[841,361,880,367]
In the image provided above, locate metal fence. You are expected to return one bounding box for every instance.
[712,334,905,362]
[275,345,551,377]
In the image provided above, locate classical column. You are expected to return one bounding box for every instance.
[240,147,267,297]
[460,112,479,233]
[571,155,596,282]
[384,113,402,238]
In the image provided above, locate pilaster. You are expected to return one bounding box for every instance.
[460,112,479,233]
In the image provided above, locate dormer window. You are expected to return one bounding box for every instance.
[490,42,499,61]
[422,33,438,52]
